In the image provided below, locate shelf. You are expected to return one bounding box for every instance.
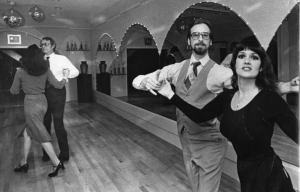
[66,50,90,51]
[110,74,127,76]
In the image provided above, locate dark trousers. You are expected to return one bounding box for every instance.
[43,86,69,160]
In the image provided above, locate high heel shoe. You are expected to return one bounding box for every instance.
[14,163,29,173]
[48,162,65,177]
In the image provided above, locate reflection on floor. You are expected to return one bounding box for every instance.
[118,93,177,120]
[117,94,299,167]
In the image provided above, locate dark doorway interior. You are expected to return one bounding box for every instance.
[127,48,167,96]
[0,48,26,108]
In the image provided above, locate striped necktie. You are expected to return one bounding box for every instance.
[192,61,201,77]
[184,61,201,89]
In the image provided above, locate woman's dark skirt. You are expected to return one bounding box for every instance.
[17,94,51,143]
[237,150,295,192]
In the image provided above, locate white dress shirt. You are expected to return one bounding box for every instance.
[133,54,233,95]
[48,53,79,81]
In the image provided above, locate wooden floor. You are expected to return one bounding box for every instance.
[0,102,240,192]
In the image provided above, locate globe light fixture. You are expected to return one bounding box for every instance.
[2,1,23,27]
[29,5,45,22]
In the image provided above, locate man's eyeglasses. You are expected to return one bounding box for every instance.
[40,43,51,48]
[190,32,210,40]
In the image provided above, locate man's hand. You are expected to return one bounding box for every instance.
[278,76,299,95]
[140,70,162,95]
[290,76,299,92]
[157,80,174,99]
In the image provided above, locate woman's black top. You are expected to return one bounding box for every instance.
[170,88,298,192]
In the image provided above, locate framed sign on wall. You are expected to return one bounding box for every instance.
[7,34,21,44]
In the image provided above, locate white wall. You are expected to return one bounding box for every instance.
[0,27,91,102]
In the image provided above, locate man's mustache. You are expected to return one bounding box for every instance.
[195,42,206,46]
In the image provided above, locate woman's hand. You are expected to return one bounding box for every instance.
[157,79,175,99]
[62,68,70,79]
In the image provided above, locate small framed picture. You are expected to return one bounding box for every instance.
[144,37,152,45]
[7,34,21,44]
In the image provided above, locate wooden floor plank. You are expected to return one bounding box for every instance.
[0,102,241,192]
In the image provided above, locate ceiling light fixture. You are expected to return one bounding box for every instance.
[2,1,23,27]
[29,5,45,22]
[51,7,62,17]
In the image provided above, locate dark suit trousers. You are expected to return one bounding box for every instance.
[43,86,69,160]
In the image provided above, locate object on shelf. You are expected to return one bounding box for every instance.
[99,61,107,73]
[103,42,107,50]
[80,61,88,74]
[79,41,83,51]
[97,41,101,51]
[66,42,70,51]
[70,41,74,51]
[74,41,77,50]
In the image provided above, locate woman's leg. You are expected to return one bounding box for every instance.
[41,142,60,166]
[21,128,31,165]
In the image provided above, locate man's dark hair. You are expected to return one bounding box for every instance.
[22,44,48,76]
[187,18,214,42]
[41,37,56,51]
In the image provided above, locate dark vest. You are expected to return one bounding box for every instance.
[176,59,221,141]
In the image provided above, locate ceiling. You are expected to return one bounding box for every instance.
[0,0,246,30]
[0,0,153,28]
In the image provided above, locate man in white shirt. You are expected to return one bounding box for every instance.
[133,19,298,192]
[40,37,79,163]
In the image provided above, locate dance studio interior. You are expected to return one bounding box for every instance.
[0,0,299,191]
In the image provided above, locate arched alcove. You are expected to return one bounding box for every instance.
[163,2,255,64]
[113,23,175,117]
[120,23,160,95]
[96,33,117,74]
[94,33,117,95]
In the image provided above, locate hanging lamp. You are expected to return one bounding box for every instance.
[29,5,45,22]
[2,1,23,27]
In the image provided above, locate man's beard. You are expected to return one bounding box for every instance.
[192,42,209,55]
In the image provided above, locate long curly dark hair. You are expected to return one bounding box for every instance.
[230,36,278,92]
[22,44,48,76]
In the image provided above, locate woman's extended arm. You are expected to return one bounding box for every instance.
[10,70,21,94]
[158,80,225,123]
[267,92,299,144]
